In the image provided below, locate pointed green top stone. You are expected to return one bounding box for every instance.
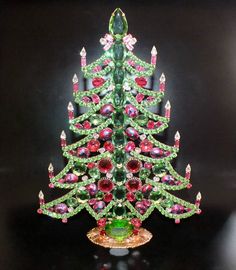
[109,8,128,37]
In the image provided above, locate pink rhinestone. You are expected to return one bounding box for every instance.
[82,96,91,103]
[144,162,152,169]
[147,96,155,102]
[83,121,91,129]
[147,120,155,129]
[92,94,100,104]
[125,141,136,152]
[75,123,83,129]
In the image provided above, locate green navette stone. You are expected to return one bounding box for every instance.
[109,8,128,36]
[76,190,89,201]
[135,115,148,126]
[149,191,162,201]
[113,68,124,84]
[113,169,126,183]
[112,111,125,127]
[113,43,124,60]
[139,168,151,180]
[113,89,125,107]
[73,162,86,176]
[112,129,126,146]
[67,197,78,207]
[89,114,104,126]
[113,205,127,216]
[161,199,174,208]
[113,149,126,164]
[105,219,133,241]
[153,163,166,176]
[88,168,100,179]
[135,191,144,201]
[113,187,126,200]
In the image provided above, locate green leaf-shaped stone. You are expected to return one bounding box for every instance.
[109,8,128,37]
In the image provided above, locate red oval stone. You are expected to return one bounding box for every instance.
[99,128,113,140]
[98,158,113,173]
[98,178,114,192]
[92,94,100,104]
[135,77,147,87]
[87,139,100,152]
[77,147,90,158]
[92,77,105,87]
[136,93,145,103]
[130,218,142,228]
[126,159,141,173]
[126,192,136,202]
[97,218,107,227]
[104,141,114,152]
[125,141,136,152]
[103,193,113,202]
[126,178,142,192]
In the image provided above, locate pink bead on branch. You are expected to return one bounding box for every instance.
[67,102,74,120]
[80,47,87,67]
[72,74,79,93]
[38,190,45,205]
[48,163,54,179]
[151,46,157,65]
[159,73,166,92]
[165,100,171,118]
[174,131,180,148]
[60,130,67,147]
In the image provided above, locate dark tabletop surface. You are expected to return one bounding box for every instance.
[0,1,236,269]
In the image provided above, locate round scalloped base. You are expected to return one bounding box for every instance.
[87,227,153,248]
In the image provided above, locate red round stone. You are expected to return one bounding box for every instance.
[97,218,107,227]
[126,192,136,202]
[125,104,138,118]
[83,120,91,129]
[98,158,113,173]
[125,141,136,152]
[126,178,142,192]
[87,162,95,169]
[130,218,142,228]
[77,147,90,158]
[126,159,141,173]
[126,127,139,140]
[147,120,155,129]
[133,228,139,235]
[135,77,147,87]
[142,184,153,194]
[144,162,152,169]
[140,139,153,152]
[98,178,114,192]
[92,77,105,87]
[87,139,100,152]
[103,193,113,202]
[104,141,114,152]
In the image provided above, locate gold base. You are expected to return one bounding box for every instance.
[87,227,153,249]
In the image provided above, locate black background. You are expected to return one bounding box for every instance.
[0,1,236,269]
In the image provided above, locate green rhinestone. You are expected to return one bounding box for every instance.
[105,219,133,241]
[73,162,86,176]
[161,199,174,208]
[139,168,151,180]
[89,114,104,126]
[96,191,104,199]
[88,168,100,179]
[113,43,124,60]
[67,197,78,207]
[76,190,89,202]
[113,68,124,84]
[113,205,126,217]
[135,191,143,201]
[113,187,126,200]
[112,129,126,146]
[135,115,148,126]
[153,163,166,176]
[109,8,128,36]
[149,191,162,201]
[113,89,124,107]
[113,149,126,164]
[112,110,124,127]
[113,169,126,183]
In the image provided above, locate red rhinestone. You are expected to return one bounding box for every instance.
[104,141,114,152]
[133,228,139,235]
[83,120,91,129]
[140,139,153,152]
[92,94,100,104]
[87,139,100,152]
[77,147,90,158]
[144,162,152,169]
[135,77,147,87]
[125,141,136,152]
[125,104,138,118]
[136,93,145,103]
[98,178,114,192]
[82,96,91,103]
[155,121,162,127]
[37,209,43,214]
[100,229,106,236]
[147,96,155,102]
[99,128,113,140]
[75,123,83,129]
[98,158,113,173]
[88,198,97,205]
[126,178,142,192]
[97,218,107,227]
[147,120,155,129]
[103,193,113,202]
[131,218,142,228]
[87,162,95,169]
[142,184,152,194]
[126,159,141,173]
[92,77,105,87]
[126,192,136,202]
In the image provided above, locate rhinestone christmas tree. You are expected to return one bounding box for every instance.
[38,8,202,248]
